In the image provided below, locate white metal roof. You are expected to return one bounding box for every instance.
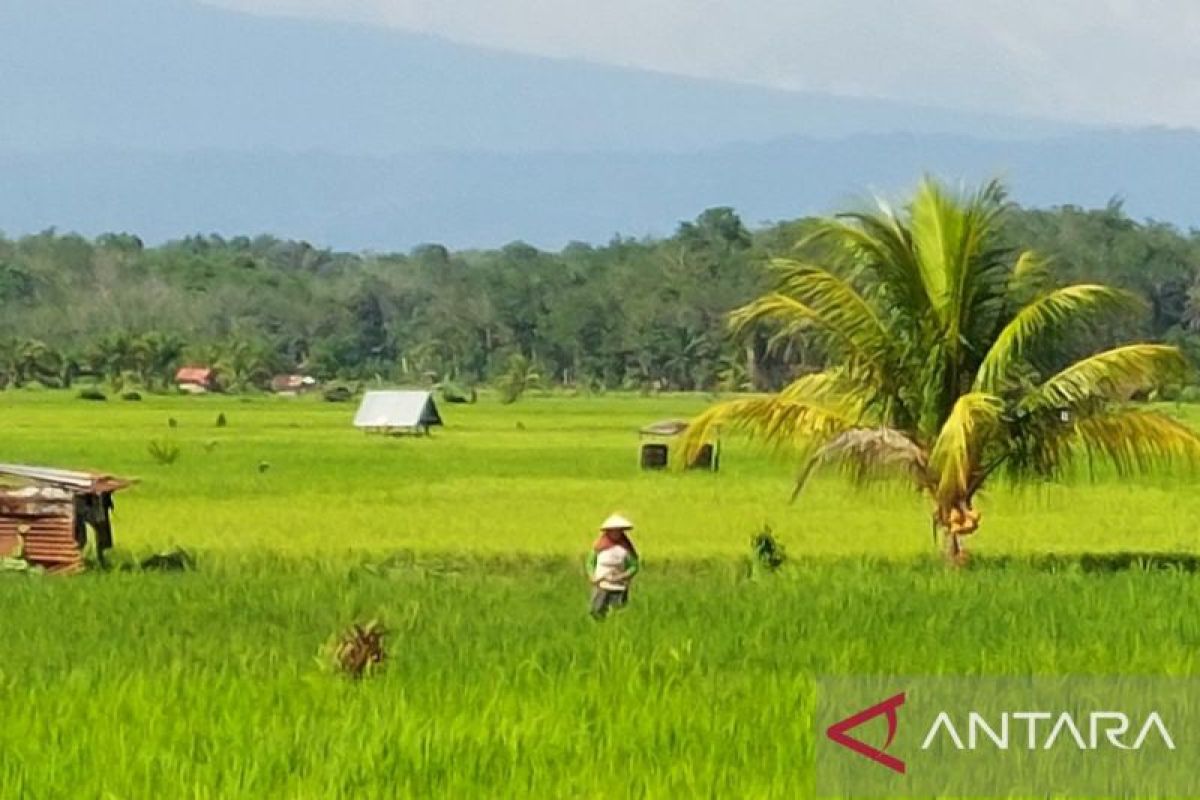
[353,390,443,429]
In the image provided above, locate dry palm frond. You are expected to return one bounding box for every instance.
[793,426,931,499]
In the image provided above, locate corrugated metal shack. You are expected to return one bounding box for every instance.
[638,419,720,471]
[0,464,135,574]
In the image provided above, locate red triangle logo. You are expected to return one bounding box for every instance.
[826,692,907,774]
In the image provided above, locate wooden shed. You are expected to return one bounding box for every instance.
[0,464,135,574]
[638,419,720,472]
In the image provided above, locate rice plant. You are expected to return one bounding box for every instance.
[147,437,181,465]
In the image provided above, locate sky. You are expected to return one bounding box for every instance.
[200,0,1200,129]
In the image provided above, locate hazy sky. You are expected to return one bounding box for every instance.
[199,0,1200,129]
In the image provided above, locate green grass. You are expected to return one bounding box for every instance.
[1,391,1200,798]
[4,390,1199,560]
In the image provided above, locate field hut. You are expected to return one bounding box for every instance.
[638,419,720,471]
[353,390,443,436]
[271,374,318,395]
[0,464,135,574]
[175,366,216,394]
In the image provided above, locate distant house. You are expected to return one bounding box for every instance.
[353,390,443,435]
[271,374,318,395]
[175,366,216,394]
[0,463,136,574]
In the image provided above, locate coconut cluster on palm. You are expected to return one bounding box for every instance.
[684,178,1200,561]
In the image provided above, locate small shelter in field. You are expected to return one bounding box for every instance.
[175,366,216,394]
[638,419,720,471]
[271,374,318,395]
[353,390,443,436]
[0,464,135,574]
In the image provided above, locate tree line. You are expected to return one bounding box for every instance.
[3,199,1200,394]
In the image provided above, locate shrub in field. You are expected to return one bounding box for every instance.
[439,381,476,404]
[750,525,787,572]
[322,620,387,680]
[140,548,196,571]
[121,390,142,401]
[1179,386,1200,404]
[95,547,138,571]
[216,412,227,427]
[323,384,354,403]
[147,438,180,466]
[77,387,107,401]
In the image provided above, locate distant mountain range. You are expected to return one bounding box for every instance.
[2,0,1196,248]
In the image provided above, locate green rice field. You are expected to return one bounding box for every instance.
[2,391,1200,798]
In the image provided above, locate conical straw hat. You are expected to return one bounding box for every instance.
[599,513,634,530]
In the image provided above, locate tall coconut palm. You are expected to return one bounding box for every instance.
[682,178,1200,560]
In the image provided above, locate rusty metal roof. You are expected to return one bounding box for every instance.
[0,464,135,494]
[639,419,690,436]
[175,366,214,383]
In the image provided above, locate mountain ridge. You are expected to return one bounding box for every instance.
[2,0,1082,155]
[5,127,1199,249]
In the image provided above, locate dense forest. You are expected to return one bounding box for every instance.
[2,200,1200,395]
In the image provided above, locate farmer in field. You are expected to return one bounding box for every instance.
[587,514,640,619]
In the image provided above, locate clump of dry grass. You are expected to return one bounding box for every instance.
[323,620,387,679]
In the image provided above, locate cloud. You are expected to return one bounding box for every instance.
[200,0,1200,127]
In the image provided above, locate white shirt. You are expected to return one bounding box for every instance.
[594,544,632,591]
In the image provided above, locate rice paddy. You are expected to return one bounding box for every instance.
[2,391,1200,798]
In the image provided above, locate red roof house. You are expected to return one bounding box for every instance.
[175,366,216,393]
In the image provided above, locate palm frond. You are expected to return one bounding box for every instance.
[731,260,890,373]
[975,285,1144,392]
[677,371,864,466]
[1009,250,1053,295]
[1022,344,1188,411]
[1070,407,1200,477]
[794,426,932,499]
[906,178,962,322]
[907,177,1010,393]
[804,212,931,324]
[928,392,1004,504]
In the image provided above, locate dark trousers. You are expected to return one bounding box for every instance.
[590,587,629,619]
